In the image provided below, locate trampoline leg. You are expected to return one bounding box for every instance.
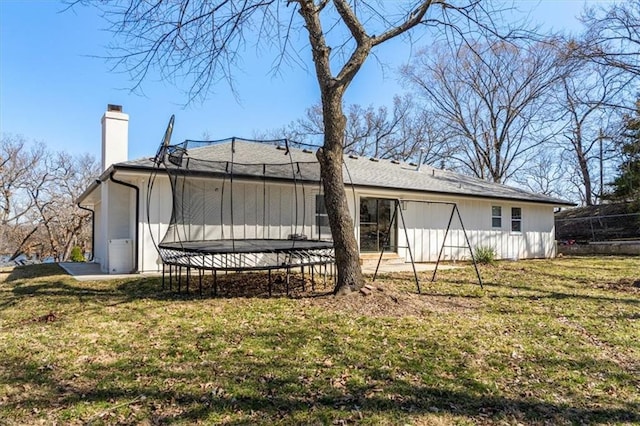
[169,265,177,291]
[198,269,203,297]
[186,267,190,294]
[213,270,217,297]
[162,264,165,290]
[311,265,315,292]
[286,268,290,296]
[178,267,182,293]
[323,263,327,288]
[268,270,272,297]
[301,266,306,292]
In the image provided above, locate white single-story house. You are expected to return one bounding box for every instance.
[78,105,573,274]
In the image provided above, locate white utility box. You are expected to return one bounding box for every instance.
[108,238,133,274]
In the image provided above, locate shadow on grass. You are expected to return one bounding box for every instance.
[80,387,640,425]
[1,264,332,318]
[118,271,335,300]
[3,263,67,282]
[2,360,638,425]
[0,271,175,320]
[420,276,640,307]
[11,281,120,297]
[480,280,640,306]
[2,303,638,425]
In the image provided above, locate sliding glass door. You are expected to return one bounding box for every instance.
[359,197,396,253]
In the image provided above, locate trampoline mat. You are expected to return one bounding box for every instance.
[159,239,334,254]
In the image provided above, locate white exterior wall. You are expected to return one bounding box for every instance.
[160,177,322,246]
[136,176,339,272]
[389,192,556,262]
[88,173,558,273]
[94,179,134,273]
[93,201,104,266]
[139,176,172,273]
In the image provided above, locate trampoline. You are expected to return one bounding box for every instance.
[148,117,336,295]
[159,239,335,254]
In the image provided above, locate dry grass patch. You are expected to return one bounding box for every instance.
[0,257,638,425]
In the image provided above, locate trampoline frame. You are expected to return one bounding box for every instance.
[158,239,335,296]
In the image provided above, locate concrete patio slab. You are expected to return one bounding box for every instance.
[361,262,457,274]
[58,262,159,281]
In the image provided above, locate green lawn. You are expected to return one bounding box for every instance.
[1,257,638,425]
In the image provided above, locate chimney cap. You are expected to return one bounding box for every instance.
[107,104,123,112]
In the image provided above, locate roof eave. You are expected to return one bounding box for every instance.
[103,159,576,207]
[350,183,576,207]
[76,165,117,205]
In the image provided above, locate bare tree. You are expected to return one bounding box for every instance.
[0,135,44,225]
[513,149,567,199]
[0,135,46,259]
[578,0,640,77]
[402,38,570,184]
[262,95,450,165]
[32,153,99,261]
[554,62,632,206]
[0,134,97,262]
[343,95,450,163]
[80,0,501,293]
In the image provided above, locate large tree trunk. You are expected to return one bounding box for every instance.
[318,90,364,294]
[579,153,593,205]
[574,131,594,205]
[295,0,434,294]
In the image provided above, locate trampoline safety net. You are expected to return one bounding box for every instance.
[153,138,335,273]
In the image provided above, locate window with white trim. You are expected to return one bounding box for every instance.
[511,207,522,232]
[491,206,502,228]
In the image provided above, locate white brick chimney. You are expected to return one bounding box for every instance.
[101,104,129,171]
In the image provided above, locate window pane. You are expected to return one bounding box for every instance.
[359,197,397,252]
[315,194,327,214]
[315,195,331,238]
[511,207,522,219]
[360,224,379,252]
[360,198,377,223]
[491,206,502,228]
[512,220,521,232]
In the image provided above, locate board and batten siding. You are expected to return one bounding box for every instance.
[149,177,325,250]
[137,174,349,272]
[396,196,556,262]
[130,172,556,272]
[139,176,172,272]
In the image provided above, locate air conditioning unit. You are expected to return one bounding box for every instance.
[108,239,133,274]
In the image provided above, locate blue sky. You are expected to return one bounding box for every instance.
[0,1,604,162]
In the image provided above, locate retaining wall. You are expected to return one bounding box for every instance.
[558,241,640,256]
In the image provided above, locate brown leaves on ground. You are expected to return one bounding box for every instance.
[601,277,640,293]
[35,311,59,323]
[176,271,479,318]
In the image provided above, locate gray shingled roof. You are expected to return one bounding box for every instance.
[116,138,572,206]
